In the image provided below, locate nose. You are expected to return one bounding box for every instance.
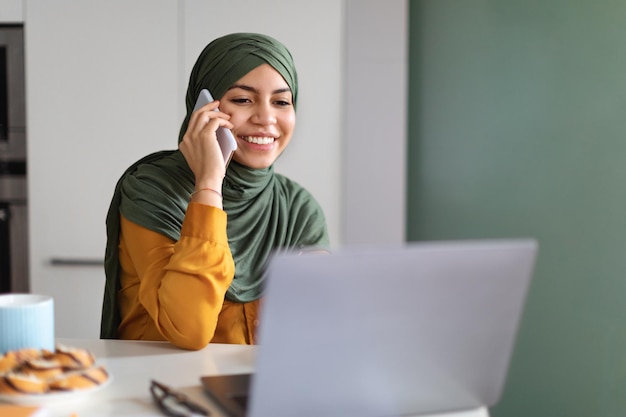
[251,101,277,126]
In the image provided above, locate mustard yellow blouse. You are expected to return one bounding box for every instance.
[116,202,260,349]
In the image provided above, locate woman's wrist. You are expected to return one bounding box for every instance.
[191,187,222,198]
[193,176,223,192]
[189,183,223,209]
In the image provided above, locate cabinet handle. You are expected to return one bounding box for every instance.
[49,258,104,266]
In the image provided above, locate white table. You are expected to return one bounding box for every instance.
[6,339,490,417]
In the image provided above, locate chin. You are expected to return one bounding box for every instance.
[232,156,276,170]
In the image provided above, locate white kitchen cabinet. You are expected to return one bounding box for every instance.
[24,0,180,337]
[0,0,22,21]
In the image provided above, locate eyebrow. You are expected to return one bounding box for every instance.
[227,84,292,95]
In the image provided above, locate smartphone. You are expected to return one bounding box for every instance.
[193,89,238,166]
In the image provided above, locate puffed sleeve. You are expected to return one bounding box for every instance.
[118,203,235,350]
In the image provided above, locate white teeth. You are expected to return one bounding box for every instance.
[242,136,275,145]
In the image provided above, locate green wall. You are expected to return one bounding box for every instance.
[407,1,626,416]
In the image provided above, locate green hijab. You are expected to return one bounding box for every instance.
[101,33,329,339]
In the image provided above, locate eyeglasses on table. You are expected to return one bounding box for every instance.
[150,379,210,417]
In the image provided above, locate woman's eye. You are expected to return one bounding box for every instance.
[274,100,292,107]
[231,98,251,104]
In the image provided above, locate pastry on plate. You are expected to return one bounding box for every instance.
[48,366,109,391]
[0,372,48,395]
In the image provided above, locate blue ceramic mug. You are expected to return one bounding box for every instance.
[0,294,55,354]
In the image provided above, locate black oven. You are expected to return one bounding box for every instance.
[0,24,28,293]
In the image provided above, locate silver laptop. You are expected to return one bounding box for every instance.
[201,239,537,417]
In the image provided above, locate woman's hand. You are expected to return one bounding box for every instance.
[179,100,233,206]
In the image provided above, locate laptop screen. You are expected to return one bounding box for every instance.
[205,239,537,417]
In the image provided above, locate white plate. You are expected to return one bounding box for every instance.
[0,374,112,406]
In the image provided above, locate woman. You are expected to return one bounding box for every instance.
[100,33,329,350]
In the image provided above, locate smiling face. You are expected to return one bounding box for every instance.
[219,64,296,169]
